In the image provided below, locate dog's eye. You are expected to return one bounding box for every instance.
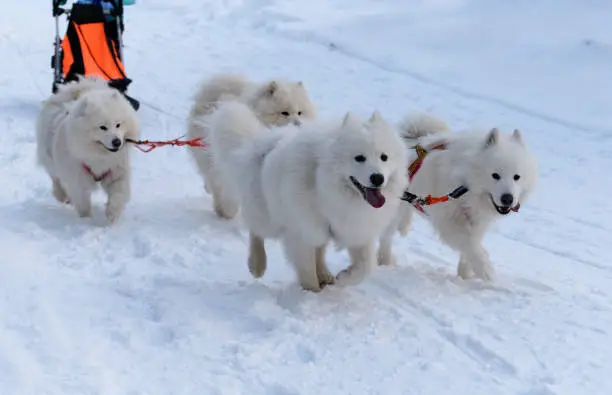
[99,125,107,131]
[297,111,302,116]
[514,174,521,181]
[354,155,366,163]
[281,111,290,116]
[380,153,388,162]
[116,123,121,128]
[492,173,501,180]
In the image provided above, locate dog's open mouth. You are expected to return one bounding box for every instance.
[350,176,385,208]
[490,195,520,215]
[98,141,120,153]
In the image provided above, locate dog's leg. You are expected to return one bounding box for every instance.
[208,172,239,220]
[283,235,320,292]
[190,145,213,195]
[193,148,238,219]
[64,185,92,218]
[435,216,495,281]
[457,254,474,279]
[315,243,335,287]
[472,246,494,281]
[248,232,267,278]
[52,178,70,204]
[378,205,414,266]
[377,229,396,267]
[458,243,494,281]
[336,241,375,286]
[397,205,414,237]
[215,191,240,220]
[102,177,130,224]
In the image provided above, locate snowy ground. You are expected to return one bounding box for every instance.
[1,0,611,394]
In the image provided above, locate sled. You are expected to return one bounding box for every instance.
[50,0,140,110]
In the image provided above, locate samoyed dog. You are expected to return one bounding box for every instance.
[378,114,539,280]
[35,76,140,224]
[210,101,408,292]
[186,74,317,219]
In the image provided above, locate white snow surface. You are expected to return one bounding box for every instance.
[1,0,611,394]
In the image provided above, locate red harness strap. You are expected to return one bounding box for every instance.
[407,142,447,181]
[126,136,208,153]
[82,163,111,182]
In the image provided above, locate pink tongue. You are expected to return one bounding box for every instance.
[364,188,386,208]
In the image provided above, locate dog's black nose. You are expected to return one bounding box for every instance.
[111,138,122,148]
[500,193,514,206]
[370,173,384,187]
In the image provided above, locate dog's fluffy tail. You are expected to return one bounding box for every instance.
[398,113,450,142]
[189,74,250,120]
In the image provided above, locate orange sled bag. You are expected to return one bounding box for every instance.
[51,0,139,110]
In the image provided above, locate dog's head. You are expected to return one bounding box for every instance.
[324,111,408,209]
[472,128,539,215]
[251,79,316,127]
[69,88,140,155]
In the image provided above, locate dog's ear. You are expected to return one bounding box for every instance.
[368,110,383,124]
[296,81,303,87]
[512,128,524,145]
[484,127,499,148]
[266,80,278,96]
[72,97,89,117]
[342,111,355,127]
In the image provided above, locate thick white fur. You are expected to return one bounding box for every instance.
[186,74,316,219]
[378,113,539,280]
[210,101,408,291]
[35,76,140,224]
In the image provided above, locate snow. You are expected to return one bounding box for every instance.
[1,0,611,394]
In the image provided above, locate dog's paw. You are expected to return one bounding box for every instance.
[457,260,473,280]
[377,251,397,266]
[213,199,239,220]
[105,205,123,225]
[317,270,335,287]
[52,190,70,204]
[464,260,495,281]
[248,254,266,278]
[52,180,70,204]
[300,281,322,293]
[475,262,496,281]
[335,266,369,287]
[75,206,91,218]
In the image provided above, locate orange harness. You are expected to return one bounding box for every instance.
[402,142,468,213]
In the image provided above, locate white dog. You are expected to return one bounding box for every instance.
[378,114,539,280]
[210,101,408,292]
[35,76,140,224]
[186,74,316,219]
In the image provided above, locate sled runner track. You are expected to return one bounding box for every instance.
[533,206,612,234]
[222,0,611,137]
[299,40,611,136]
[367,276,520,379]
[498,230,612,274]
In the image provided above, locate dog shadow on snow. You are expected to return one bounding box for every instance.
[125,274,375,341]
[117,261,523,348]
